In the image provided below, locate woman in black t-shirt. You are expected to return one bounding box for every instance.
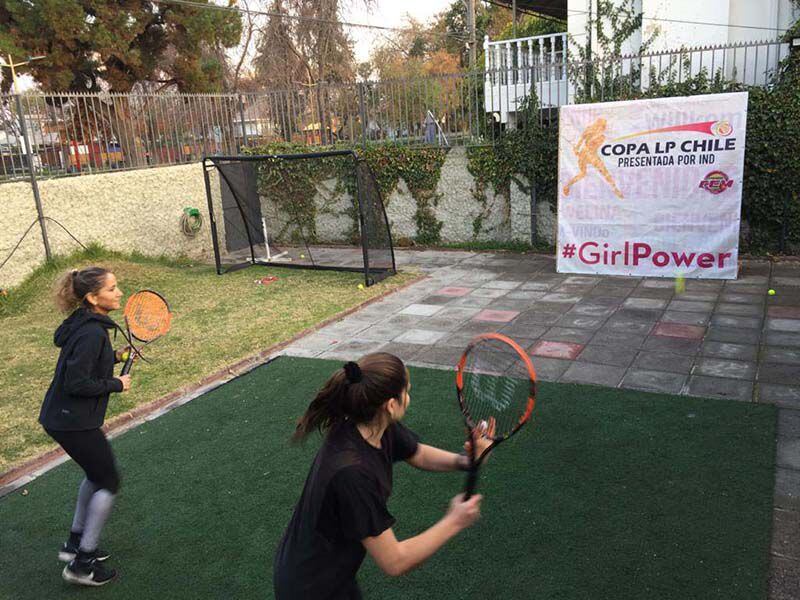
[274,352,491,600]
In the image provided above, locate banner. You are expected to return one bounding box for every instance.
[556,92,748,279]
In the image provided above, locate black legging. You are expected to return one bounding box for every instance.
[45,428,121,494]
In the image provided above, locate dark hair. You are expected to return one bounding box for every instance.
[293,352,409,442]
[53,266,111,313]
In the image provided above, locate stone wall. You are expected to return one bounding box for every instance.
[0,164,213,288]
[1,153,557,289]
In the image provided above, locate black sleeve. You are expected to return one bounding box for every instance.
[64,332,123,397]
[387,422,419,463]
[329,467,395,541]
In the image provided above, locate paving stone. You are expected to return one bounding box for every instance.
[668,300,715,312]
[602,318,655,336]
[643,335,702,355]
[393,329,447,345]
[434,286,473,297]
[568,303,617,317]
[291,332,341,351]
[505,290,547,301]
[588,286,631,298]
[773,277,800,288]
[563,276,599,286]
[720,292,765,305]
[434,307,482,322]
[481,279,523,290]
[486,299,538,312]
[628,288,675,299]
[553,284,597,295]
[320,339,387,360]
[768,319,800,333]
[451,320,504,336]
[701,341,758,361]
[769,306,800,319]
[616,308,663,322]
[420,295,460,305]
[623,297,668,310]
[620,369,687,394]
[498,322,548,339]
[778,410,800,438]
[715,302,763,317]
[578,344,637,367]
[769,527,800,600]
[542,327,595,345]
[448,295,496,308]
[707,327,762,345]
[758,384,800,409]
[764,346,800,365]
[686,375,752,401]
[384,314,426,328]
[560,361,626,387]
[399,303,444,317]
[380,343,427,362]
[661,311,710,326]
[766,332,800,348]
[555,314,606,330]
[685,280,724,291]
[530,340,583,360]
[694,357,756,380]
[520,282,557,291]
[775,468,800,510]
[513,309,567,325]
[527,356,572,381]
[316,319,373,337]
[759,364,800,385]
[730,275,770,286]
[413,344,465,367]
[356,323,409,341]
[473,309,519,323]
[590,331,648,348]
[633,351,695,374]
[777,439,800,471]
[679,292,719,302]
[640,279,675,289]
[470,288,508,298]
[540,293,582,304]
[652,322,706,339]
[710,315,762,329]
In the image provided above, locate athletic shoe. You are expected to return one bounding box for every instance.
[58,543,110,563]
[62,556,117,586]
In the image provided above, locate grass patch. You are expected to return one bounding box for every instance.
[0,247,415,472]
[0,357,775,599]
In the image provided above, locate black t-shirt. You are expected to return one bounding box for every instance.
[273,420,419,600]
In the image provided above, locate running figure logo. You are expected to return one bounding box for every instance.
[562,118,624,200]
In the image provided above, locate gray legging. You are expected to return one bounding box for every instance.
[45,428,120,553]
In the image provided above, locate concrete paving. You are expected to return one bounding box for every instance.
[280,248,800,599]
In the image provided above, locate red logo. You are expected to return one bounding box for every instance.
[699,171,734,194]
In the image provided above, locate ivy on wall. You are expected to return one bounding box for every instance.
[245,142,449,246]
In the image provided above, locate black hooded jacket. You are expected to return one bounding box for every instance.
[39,308,124,431]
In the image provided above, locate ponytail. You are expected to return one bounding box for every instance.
[293,353,408,442]
[53,266,111,313]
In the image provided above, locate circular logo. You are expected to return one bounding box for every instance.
[712,120,733,137]
[699,171,734,194]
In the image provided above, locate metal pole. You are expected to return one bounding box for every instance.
[358,81,368,150]
[238,93,248,148]
[7,56,51,260]
[468,0,477,71]
[512,0,517,39]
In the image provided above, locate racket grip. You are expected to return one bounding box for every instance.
[463,465,479,501]
[121,354,134,376]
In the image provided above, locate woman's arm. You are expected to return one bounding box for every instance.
[64,333,124,397]
[362,494,482,577]
[406,444,468,472]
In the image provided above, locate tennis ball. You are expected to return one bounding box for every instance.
[21,489,28,496]
[357,283,364,290]
[768,289,776,296]
[674,274,685,295]
[121,350,130,361]
[300,254,305,259]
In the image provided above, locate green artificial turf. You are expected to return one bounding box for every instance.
[0,357,776,599]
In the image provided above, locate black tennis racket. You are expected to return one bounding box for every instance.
[456,333,537,500]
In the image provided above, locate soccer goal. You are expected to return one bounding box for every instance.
[202,150,396,287]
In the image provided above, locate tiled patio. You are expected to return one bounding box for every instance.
[280,248,800,599]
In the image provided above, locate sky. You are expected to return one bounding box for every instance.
[342,0,456,63]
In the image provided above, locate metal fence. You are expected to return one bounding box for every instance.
[0,38,790,181]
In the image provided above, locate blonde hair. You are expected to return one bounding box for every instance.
[53,267,111,313]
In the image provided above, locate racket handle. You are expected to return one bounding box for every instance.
[463,465,479,501]
[121,354,134,376]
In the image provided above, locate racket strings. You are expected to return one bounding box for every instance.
[125,292,171,342]
[461,338,533,438]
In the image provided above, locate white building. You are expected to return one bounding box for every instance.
[485,0,798,123]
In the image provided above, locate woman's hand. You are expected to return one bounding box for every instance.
[116,374,132,392]
[463,416,496,461]
[445,493,482,531]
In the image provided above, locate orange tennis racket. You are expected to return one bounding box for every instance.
[120,290,172,376]
[456,333,537,500]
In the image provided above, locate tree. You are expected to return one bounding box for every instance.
[0,0,242,93]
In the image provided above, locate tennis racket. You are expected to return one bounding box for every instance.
[120,290,172,376]
[456,333,537,500]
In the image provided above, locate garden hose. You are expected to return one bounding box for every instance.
[180,207,203,238]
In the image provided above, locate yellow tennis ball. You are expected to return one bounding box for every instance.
[357,284,364,290]
[768,289,776,296]
[674,274,685,295]
[121,350,130,361]
[300,254,305,259]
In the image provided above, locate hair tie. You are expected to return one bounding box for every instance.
[72,269,79,278]
[343,361,362,384]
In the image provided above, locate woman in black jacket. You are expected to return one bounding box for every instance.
[39,266,132,587]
